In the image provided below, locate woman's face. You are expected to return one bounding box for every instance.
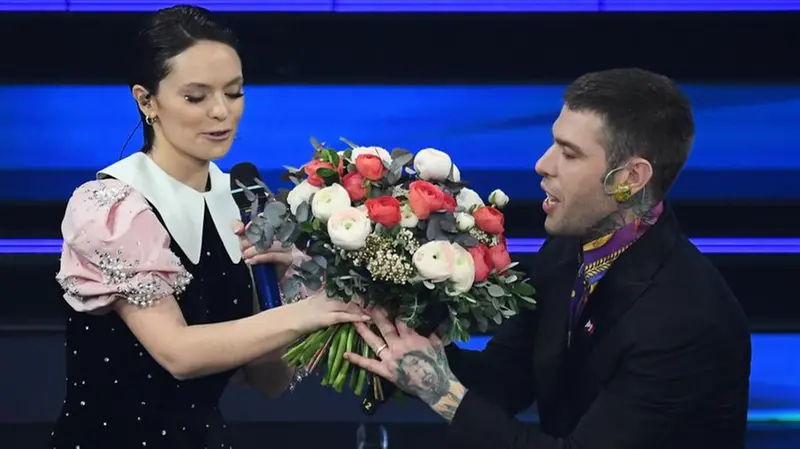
[136,40,245,162]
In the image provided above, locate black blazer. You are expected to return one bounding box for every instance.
[445,205,751,449]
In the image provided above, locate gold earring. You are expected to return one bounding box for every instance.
[614,184,632,202]
[145,115,157,126]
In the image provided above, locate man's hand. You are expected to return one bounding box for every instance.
[344,308,467,422]
[233,221,294,280]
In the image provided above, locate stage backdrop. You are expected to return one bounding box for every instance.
[2,0,799,11]
[1,84,799,200]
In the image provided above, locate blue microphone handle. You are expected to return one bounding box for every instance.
[243,211,282,310]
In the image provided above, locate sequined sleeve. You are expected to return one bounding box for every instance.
[56,179,193,314]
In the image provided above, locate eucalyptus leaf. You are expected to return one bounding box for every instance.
[254,229,274,253]
[309,136,324,150]
[391,152,414,169]
[439,214,457,233]
[340,137,359,149]
[276,220,297,243]
[313,255,328,269]
[486,284,506,297]
[304,276,323,292]
[277,188,290,204]
[296,201,311,222]
[520,296,537,305]
[514,283,536,296]
[491,312,503,325]
[300,259,322,275]
[343,149,353,162]
[503,274,519,284]
[254,178,275,199]
[235,179,258,203]
[454,233,479,248]
[265,202,287,227]
[283,165,301,173]
[281,277,302,300]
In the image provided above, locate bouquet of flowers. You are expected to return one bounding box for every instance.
[238,138,536,407]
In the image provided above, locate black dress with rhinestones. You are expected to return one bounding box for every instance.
[51,178,253,449]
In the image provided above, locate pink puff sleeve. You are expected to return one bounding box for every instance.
[55,179,193,314]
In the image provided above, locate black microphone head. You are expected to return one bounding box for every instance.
[230,162,265,210]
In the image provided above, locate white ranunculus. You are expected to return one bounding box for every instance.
[400,203,418,228]
[356,204,368,214]
[413,148,453,181]
[350,146,392,164]
[311,183,352,222]
[449,243,475,295]
[455,212,475,231]
[489,189,510,208]
[449,164,461,182]
[412,240,455,282]
[286,181,321,215]
[327,207,372,250]
[456,187,484,212]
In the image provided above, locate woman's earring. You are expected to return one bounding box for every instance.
[145,115,157,126]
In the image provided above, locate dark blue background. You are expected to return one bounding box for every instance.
[2,84,799,200]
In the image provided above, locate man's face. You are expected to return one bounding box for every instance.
[535,106,620,237]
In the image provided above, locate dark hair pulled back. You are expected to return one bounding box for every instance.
[129,5,238,152]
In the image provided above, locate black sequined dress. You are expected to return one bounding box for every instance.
[51,189,253,449]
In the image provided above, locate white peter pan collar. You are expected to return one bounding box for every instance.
[98,152,242,265]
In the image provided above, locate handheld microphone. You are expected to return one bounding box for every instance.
[230,162,282,310]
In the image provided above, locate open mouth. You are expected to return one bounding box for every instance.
[203,130,232,140]
[544,195,559,206]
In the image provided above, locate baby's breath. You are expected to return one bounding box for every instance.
[469,228,499,246]
[351,234,415,284]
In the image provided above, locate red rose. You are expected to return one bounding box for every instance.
[473,206,505,235]
[469,244,493,282]
[408,180,445,220]
[488,242,512,273]
[304,160,335,187]
[337,157,345,176]
[342,172,367,201]
[355,154,386,181]
[442,194,456,212]
[365,196,402,228]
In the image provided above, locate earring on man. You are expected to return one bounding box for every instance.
[613,184,632,203]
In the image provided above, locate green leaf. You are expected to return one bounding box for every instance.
[486,283,506,297]
[514,283,536,296]
[299,221,315,233]
[316,167,337,179]
[328,150,340,169]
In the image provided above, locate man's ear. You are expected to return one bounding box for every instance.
[622,157,653,196]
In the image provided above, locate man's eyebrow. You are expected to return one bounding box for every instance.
[554,137,585,155]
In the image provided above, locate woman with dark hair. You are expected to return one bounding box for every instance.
[50,6,367,448]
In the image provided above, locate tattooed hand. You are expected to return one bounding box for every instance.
[343,307,467,421]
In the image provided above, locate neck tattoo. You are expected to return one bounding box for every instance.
[583,193,652,243]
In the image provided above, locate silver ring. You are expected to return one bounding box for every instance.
[375,343,388,356]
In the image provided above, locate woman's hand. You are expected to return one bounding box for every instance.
[293,292,370,334]
[233,221,294,280]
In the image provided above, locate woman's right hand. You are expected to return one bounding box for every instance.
[292,292,369,334]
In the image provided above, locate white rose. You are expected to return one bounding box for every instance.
[413,148,452,181]
[350,146,392,164]
[456,187,484,212]
[449,164,461,182]
[489,189,510,208]
[356,204,368,213]
[327,207,372,250]
[286,181,321,215]
[400,203,418,228]
[412,240,455,282]
[455,212,475,231]
[449,243,475,295]
[311,183,351,222]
